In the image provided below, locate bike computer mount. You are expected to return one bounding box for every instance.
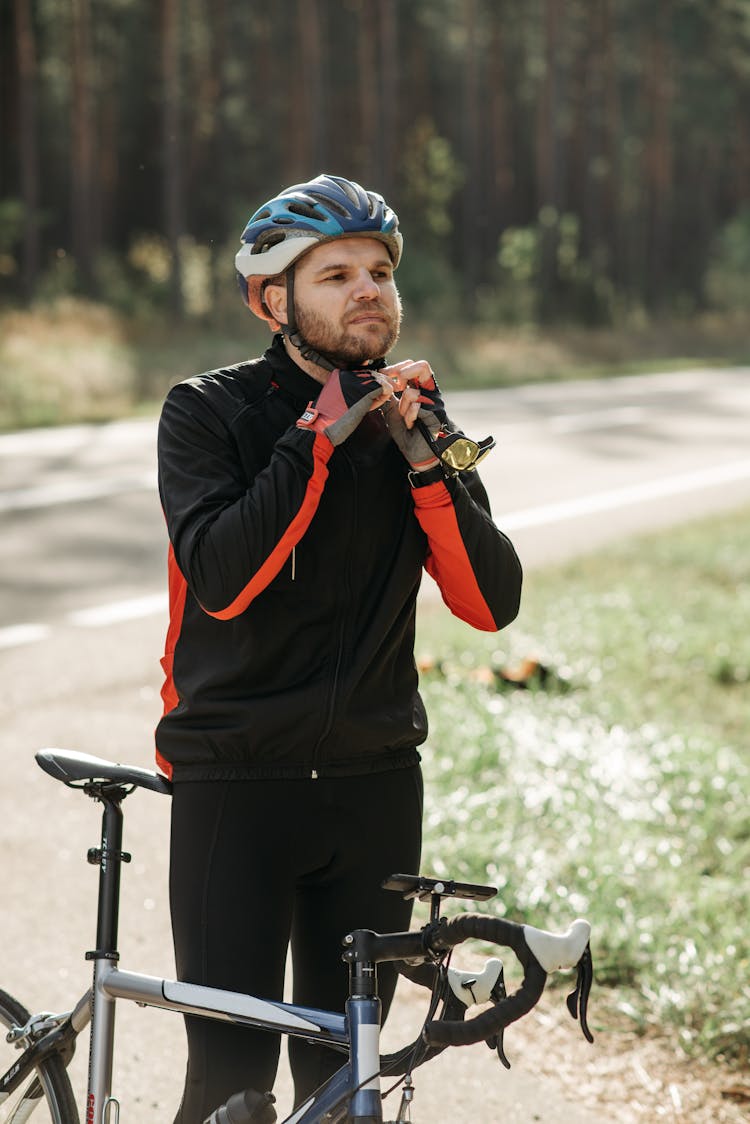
[383,873,497,923]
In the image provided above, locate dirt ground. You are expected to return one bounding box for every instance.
[267,977,750,1122]
[512,998,746,1119]
[444,989,750,1124]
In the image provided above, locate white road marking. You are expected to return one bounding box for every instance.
[0,418,158,456]
[0,622,52,649]
[547,406,646,433]
[0,624,52,651]
[478,406,648,442]
[0,472,156,512]
[68,593,168,628]
[497,459,750,530]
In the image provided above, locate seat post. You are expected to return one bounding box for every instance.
[86,786,130,962]
[84,786,132,1123]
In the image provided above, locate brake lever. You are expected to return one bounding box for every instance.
[565,942,595,1043]
[483,964,512,1069]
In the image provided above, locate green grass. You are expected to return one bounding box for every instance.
[415,507,750,1065]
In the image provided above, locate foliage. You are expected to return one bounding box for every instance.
[3,0,750,323]
[0,299,136,428]
[2,293,749,431]
[415,507,750,1064]
[0,199,24,255]
[496,212,617,325]
[705,208,750,312]
[399,118,464,250]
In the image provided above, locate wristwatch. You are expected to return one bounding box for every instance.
[408,464,447,488]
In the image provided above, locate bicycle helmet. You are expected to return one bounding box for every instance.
[235,174,402,368]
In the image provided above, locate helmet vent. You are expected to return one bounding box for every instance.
[252,230,286,254]
[337,179,361,207]
[287,201,323,220]
[307,191,349,219]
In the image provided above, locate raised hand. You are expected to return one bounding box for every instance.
[297,368,394,446]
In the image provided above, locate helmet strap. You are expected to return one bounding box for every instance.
[279,266,388,376]
[281,267,336,372]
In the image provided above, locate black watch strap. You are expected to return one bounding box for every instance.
[408,464,447,488]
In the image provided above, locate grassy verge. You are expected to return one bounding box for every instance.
[414,507,749,1066]
[1,297,748,430]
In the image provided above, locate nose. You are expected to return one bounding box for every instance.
[352,269,380,300]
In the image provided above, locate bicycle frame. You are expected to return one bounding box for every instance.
[85,964,376,1123]
[7,780,391,1124]
[3,750,595,1123]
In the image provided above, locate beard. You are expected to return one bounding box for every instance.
[294,297,402,369]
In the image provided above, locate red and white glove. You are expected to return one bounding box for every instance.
[297,368,388,446]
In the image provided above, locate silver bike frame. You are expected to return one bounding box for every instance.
[28,753,387,1124]
[83,964,351,1124]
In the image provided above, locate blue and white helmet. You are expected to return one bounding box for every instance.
[235,174,402,321]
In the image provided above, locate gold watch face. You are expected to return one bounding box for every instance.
[440,437,480,471]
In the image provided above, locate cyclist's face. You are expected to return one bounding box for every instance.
[274,237,402,368]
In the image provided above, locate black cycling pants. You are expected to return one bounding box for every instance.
[169,766,423,1123]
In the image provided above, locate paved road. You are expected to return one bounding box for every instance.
[2,366,749,641]
[1,367,749,1121]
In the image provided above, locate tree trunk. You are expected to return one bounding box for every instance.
[461,0,481,306]
[642,6,673,310]
[161,0,184,318]
[207,0,229,307]
[577,0,619,296]
[488,10,513,229]
[13,0,40,297]
[292,0,324,177]
[379,0,397,198]
[70,0,96,289]
[536,0,566,321]
[598,0,622,293]
[357,0,379,183]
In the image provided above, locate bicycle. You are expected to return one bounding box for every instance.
[0,748,595,1123]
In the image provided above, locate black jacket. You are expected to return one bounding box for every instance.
[156,336,522,780]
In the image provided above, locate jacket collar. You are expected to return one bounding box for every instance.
[264,334,326,405]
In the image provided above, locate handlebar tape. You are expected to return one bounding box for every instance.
[423,914,547,1047]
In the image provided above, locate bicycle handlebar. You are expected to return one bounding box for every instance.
[422,914,592,1047]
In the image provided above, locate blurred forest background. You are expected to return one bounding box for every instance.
[1,0,750,425]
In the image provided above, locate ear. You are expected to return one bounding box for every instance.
[263,281,287,325]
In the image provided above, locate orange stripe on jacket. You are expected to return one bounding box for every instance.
[412,480,497,631]
[204,433,334,621]
[157,543,188,779]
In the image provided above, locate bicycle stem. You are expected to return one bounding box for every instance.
[340,930,378,1123]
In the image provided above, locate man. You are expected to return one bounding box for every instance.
[156,174,522,1122]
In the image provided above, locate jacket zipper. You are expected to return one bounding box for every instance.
[310,454,356,777]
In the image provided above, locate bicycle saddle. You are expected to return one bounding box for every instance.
[36,748,172,796]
